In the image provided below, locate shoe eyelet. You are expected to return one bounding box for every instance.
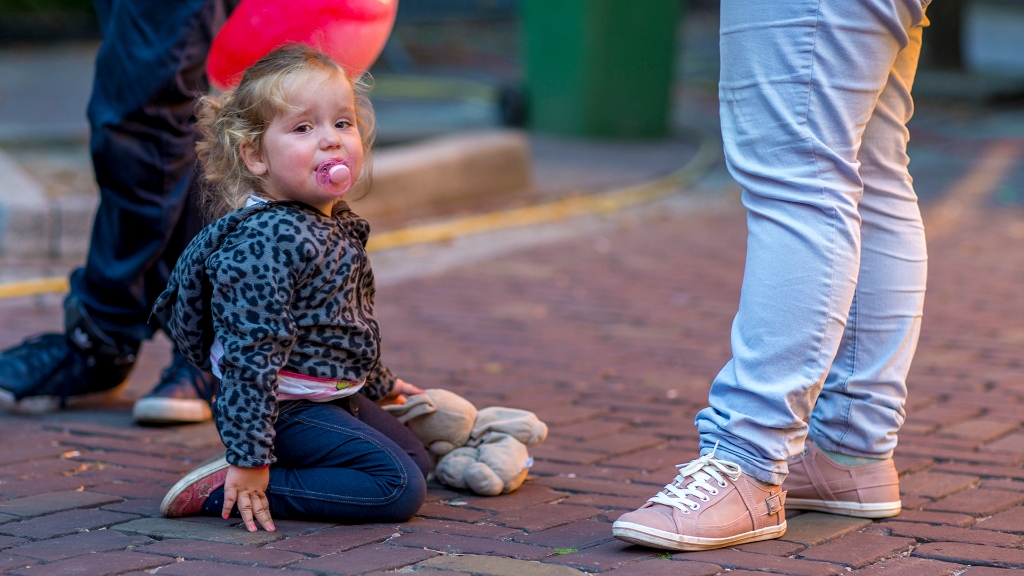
[718,481,727,488]
[699,496,710,502]
[708,489,719,495]
[690,504,700,511]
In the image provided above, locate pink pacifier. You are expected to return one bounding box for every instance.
[316,157,354,196]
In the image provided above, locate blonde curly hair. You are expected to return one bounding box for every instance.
[195,44,376,218]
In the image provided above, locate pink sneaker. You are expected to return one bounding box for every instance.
[613,451,786,551]
[160,454,229,517]
[783,439,901,518]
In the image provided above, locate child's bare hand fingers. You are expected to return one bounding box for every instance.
[222,486,238,520]
[237,492,257,532]
[252,493,275,531]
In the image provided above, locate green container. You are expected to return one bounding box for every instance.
[520,0,681,138]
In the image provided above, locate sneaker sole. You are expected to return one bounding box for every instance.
[133,397,212,425]
[612,520,787,551]
[160,453,229,517]
[786,497,902,519]
[0,382,127,415]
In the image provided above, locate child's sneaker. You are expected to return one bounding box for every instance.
[161,454,229,517]
[783,439,901,518]
[613,450,786,551]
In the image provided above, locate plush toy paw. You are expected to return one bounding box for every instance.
[436,434,533,496]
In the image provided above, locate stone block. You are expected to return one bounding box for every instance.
[528,444,606,465]
[263,524,397,555]
[542,540,658,573]
[8,551,171,576]
[891,509,975,527]
[287,543,438,574]
[937,419,1020,442]
[982,479,1024,492]
[913,542,1024,569]
[935,462,1024,480]
[136,538,307,567]
[974,506,1024,533]
[493,504,601,531]
[925,488,1024,516]
[855,556,964,575]
[461,484,568,512]
[881,520,1021,547]
[10,530,152,561]
[0,509,138,540]
[0,490,122,518]
[393,531,550,560]
[129,560,300,576]
[418,554,587,576]
[679,549,845,576]
[112,518,283,546]
[511,519,614,549]
[981,433,1024,454]
[780,512,871,546]
[416,502,491,522]
[795,532,915,568]
[733,538,806,556]
[900,471,979,498]
[533,476,659,499]
[400,517,516,538]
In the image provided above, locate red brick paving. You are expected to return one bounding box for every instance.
[0,130,1023,575]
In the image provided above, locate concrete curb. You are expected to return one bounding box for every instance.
[0,129,532,259]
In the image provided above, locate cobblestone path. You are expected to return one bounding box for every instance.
[1,140,1023,574]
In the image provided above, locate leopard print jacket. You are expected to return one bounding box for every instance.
[152,200,396,468]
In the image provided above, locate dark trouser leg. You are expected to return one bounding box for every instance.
[346,395,433,479]
[69,0,239,343]
[203,397,428,524]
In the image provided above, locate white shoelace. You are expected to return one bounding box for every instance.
[648,446,742,515]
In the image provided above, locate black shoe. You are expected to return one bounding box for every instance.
[132,348,217,425]
[0,333,137,414]
[0,295,138,414]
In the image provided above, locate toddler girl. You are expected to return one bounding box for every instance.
[153,45,429,532]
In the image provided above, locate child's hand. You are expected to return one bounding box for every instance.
[379,378,424,406]
[223,464,275,532]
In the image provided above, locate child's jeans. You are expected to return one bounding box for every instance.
[204,394,428,523]
[694,0,931,485]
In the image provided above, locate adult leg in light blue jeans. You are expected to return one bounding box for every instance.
[695,0,930,484]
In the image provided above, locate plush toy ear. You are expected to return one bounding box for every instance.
[470,407,549,445]
[382,393,437,423]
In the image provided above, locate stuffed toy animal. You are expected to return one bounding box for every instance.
[435,406,548,496]
[385,389,548,496]
[383,389,477,455]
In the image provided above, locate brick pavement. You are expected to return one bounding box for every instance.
[0,141,1023,573]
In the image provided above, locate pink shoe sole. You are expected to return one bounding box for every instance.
[161,454,229,517]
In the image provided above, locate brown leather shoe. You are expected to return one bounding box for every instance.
[783,439,901,518]
[613,451,786,551]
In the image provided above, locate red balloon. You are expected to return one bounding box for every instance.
[207,0,398,89]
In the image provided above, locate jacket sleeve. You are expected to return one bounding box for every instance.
[207,229,300,468]
[360,362,397,402]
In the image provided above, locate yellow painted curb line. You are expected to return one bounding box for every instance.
[366,135,720,251]
[0,134,720,300]
[0,277,71,300]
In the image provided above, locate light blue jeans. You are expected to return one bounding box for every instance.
[695,0,931,484]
